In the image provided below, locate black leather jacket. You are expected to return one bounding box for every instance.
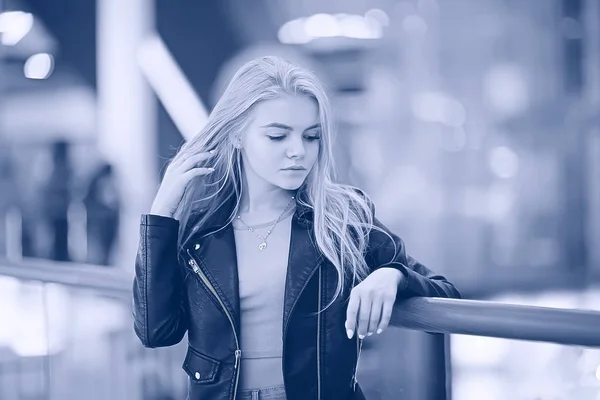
[132,198,460,400]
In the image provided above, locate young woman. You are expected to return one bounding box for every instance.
[132,56,460,400]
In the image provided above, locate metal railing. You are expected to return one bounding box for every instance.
[391,297,600,348]
[0,257,132,296]
[2,257,599,347]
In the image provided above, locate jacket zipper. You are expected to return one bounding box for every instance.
[186,249,241,400]
[316,267,322,399]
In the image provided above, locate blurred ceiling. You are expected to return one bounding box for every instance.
[3,0,392,143]
[262,0,393,24]
[16,0,250,97]
[226,0,394,46]
[11,0,395,92]
[4,0,248,144]
[19,0,97,86]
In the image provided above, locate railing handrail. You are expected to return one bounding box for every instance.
[0,257,132,298]
[392,297,600,347]
[2,257,600,347]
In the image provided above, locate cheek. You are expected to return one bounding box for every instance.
[308,142,321,163]
[245,139,270,160]
[245,141,280,170]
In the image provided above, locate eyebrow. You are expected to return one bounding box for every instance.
[260,122,321,132]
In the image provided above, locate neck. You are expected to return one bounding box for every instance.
[239,180,296,215]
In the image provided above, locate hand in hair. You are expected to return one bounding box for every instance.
[150,150,215,219]
[344,267,405,339]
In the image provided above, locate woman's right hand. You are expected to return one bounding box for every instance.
[149,150,215,219]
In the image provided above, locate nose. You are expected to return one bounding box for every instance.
[286,136,306,159]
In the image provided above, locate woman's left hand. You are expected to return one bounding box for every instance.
[345,267,405,339]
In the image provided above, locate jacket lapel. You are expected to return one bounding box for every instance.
[186,197,241,332]
[282,206,324,334]
[191,225,241,331]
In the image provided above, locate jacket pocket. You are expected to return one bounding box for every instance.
[182,346,220,384]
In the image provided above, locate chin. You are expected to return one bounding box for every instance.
[275,177,306,191]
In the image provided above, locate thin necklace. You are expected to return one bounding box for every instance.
[236,196,295,251]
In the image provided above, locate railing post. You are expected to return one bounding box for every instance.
[583,0,600,276]
[425,333,452,400]
[365,329,450,399]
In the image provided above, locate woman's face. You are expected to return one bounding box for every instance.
[239,94,321,192]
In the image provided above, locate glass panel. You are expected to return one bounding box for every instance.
[4,271,600,399]
[451,336,600,400]
[452,287,600,399]
[0,276,47,399]
[0,274,188,400]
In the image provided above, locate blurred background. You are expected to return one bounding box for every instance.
[0,0,599,399]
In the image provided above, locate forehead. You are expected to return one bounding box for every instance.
[250,95,319,127]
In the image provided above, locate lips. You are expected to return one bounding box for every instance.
[282,166,306,171]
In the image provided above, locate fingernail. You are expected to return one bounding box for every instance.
[207,167,215,171]
[367,332,373,336]
[377,329,383,334]
[359,334,365,339]
[209,150,215,154]
[346,330,353,339]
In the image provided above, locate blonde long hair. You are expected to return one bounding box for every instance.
[171,56,393,306]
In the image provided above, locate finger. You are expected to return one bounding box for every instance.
[345,292,360,339]
[167,154,185,169]
[357,294,372,339]
[367,296,383,336]
[178,151,215,172]
[181,167,215,181]
[376,296,394,334]
[169,148,202,168]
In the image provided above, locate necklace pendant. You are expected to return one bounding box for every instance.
[258,241,267,251]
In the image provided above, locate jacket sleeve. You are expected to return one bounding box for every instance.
[132,214,188,348]
[366,215,461,300]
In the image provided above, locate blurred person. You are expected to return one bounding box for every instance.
[83,163,120,265]
[132,56,460,400]
[0,145,18,257]
[41,140,73,262]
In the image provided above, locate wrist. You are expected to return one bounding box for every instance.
[394,269,405,286]
[149,206,174,219]
[379,267,404,285]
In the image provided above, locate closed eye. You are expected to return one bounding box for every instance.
[266,131,321,141]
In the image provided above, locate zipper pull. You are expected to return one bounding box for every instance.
[186,250,201,273]
[187,258,200,273]
[234,350,242,369]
